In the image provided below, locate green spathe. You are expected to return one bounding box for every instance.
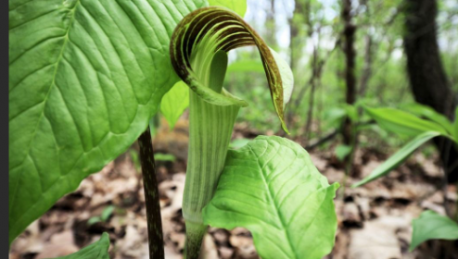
[170,6,294,133]
[203,136,339,259]
[9,0,207,245]
[182,50,241,257]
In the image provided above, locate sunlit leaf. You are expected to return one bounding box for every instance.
[9,0,206,244]
[208,0,247,17]
[204,136,339,259]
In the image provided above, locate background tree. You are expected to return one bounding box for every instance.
[403,0,458,181]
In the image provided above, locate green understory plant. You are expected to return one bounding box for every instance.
[169,6,339,258]
[9,1,340,258]
[352,104,458,250]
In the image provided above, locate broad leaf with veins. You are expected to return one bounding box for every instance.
[8,0,206,244]
[203,136,339,259]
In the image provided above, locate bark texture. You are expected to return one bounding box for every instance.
[403,0,458,181]
[342,0,357,147]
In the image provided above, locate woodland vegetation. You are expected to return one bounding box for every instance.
[9,0,458,258]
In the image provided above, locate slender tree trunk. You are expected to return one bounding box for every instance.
[359,35,373,97]
[286,0,300,126]
[304,45,319,141]
[403,0,458,182]
[266,0,276,46]
[138,127,164,259]
[342,0,357,147]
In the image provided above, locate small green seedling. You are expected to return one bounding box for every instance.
[87,205,115,226]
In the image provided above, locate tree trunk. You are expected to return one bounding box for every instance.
[403,0,458,182]
[342,0,357,147]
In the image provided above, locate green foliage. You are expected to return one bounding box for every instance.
[160,81,190,129]
[204,136,339,259]
[208,0,247,17]
[52,232,110,259]
[410,210,458,251]
[88,205,114,225]
[154,153,176,162]
[8,0,206,244]
[101,205,114,222]
[335,144,352,162]
[354,105,458,187]
[227,60,265,73]
[353,131,441,187]
[454,107,458,141]
[402,103,455,135]
[229,138,250,149]
[364,107,450,137]
[128,149,141,172]
[170,7,293,133]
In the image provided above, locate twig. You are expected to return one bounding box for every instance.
[138,127,164,259]
[305,129,339,150]
[304,120,375,150]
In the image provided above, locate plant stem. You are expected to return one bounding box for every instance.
[138,127,164,259]
[185,221,207,259]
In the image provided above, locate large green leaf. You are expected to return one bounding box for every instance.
[9,0,206,244]
[203,136,339,259]
[208,0,247,17]
[410,210,458,251]
[160,81,189,129]
[353,131,440,187]
[52,232,110,259]
[365,107,449,137]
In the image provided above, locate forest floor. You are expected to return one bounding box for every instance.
[9,119,458,259]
